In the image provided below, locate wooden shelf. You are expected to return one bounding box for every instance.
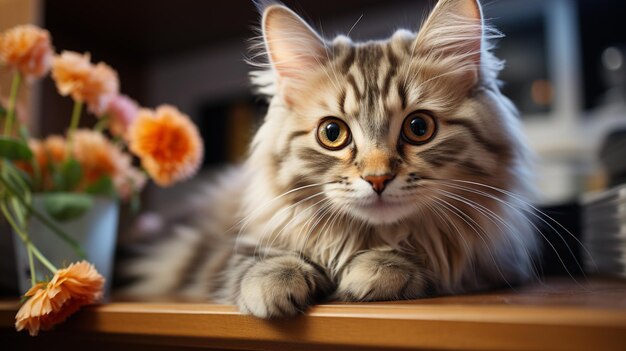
[2,277,626,350]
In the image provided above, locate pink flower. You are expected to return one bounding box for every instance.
[115,167,147,201]
[105,95,139,139]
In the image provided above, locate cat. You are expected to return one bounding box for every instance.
[123,0,539,318]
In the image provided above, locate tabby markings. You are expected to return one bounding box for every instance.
[381,46,399,97]
[445,118,509,157]
[296,147,341,176]
[419,139,468,167]
[346,73,362,102]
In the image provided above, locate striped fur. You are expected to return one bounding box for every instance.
[124,0,538,318]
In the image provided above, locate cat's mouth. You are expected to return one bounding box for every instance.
[351,198,414,225]
[359,198,403,210]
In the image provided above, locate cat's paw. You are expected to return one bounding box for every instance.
[238,255,331,318]
[336,250,426,301]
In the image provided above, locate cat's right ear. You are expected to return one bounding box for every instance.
[261,5,327,87]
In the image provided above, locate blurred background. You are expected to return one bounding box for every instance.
[1,0,625,290]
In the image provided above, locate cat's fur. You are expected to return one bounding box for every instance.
[124,0,539,318]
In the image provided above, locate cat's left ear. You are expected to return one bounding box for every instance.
[415,0,484,84]
[262,5,326,80]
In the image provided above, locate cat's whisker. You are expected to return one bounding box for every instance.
[436,181,589,288]
[309,200,347,252]
[314,56,343,94]
[237,189,327,257]
[297,199,337,257]
[444,179,533,203]
[232,182,332,247]
[301,201,336,250]
[436,179,595,281]
[303,202,352,268]
[231,181,331,233]
[429,194,517,292]
[262,195,333,258]
[422,194,473,257]
[289,197,334,254]
[420,194,478,286]
[346,14,364,38]
[314,204,349,250]
[436,189,529,256]
[435,190,546,286]
[257,195,330,260]
[444,189,545,282]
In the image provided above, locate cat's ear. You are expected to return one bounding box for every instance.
[416,0,484,83]
[262,5,327,82]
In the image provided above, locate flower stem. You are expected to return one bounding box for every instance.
[0,173,86,258]
[27,246,36,286]
[93,114,110,133]
[1,201,57,274]
[66,100,83,156]
[27,240,57,273]
[3,71,21,136]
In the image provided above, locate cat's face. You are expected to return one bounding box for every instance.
[253,0,521,226]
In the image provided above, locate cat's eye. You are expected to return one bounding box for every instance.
[316,117,351,150]
[401,111,437,145]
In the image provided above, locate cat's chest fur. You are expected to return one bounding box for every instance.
[233,182,488,291]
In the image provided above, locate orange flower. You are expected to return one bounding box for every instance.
[51,51,119,115]
[27,136,67,190]
[71,130,120,184]
[43,135,67,165]
[28,138,44,163]
[21,132,144,197]
[71,129,144,197]
[0,25,53,78]
[17,137,64,181]
[15,261,104,336]
[129,105,203,186]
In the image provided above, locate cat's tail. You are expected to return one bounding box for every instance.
[116,166,246,300]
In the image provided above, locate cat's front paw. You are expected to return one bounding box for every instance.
[238,255,332,318]
[336,250,426,301]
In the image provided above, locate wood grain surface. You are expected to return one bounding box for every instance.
[1,277,625,350]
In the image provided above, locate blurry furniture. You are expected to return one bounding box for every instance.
[583,185,626,278]
[599,129,626,187]
[1,277,625,351]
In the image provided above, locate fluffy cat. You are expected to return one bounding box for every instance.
[124,0,539,318]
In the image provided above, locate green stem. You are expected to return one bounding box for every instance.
[27,241,57,273]
[2,202,57,274]
[27,246,36,286]
[3,71,21,136]
[0,174,86,259]
[93,115,110,133]
[66,101,83,156]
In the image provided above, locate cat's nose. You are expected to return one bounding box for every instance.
[362,174,395,195]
